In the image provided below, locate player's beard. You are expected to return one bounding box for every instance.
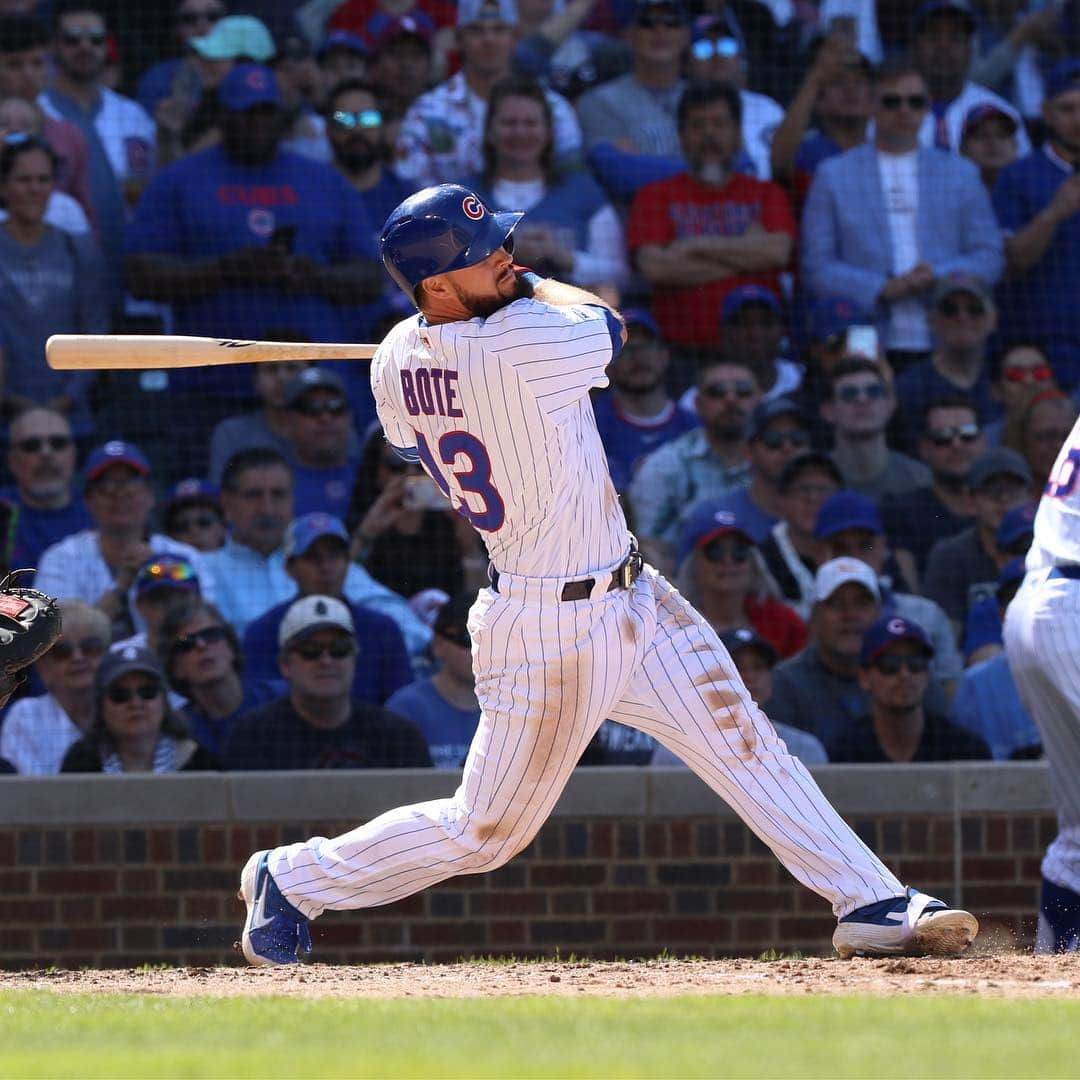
[451,272,529,319]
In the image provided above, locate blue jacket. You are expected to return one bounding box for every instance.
[800,144,1003,329]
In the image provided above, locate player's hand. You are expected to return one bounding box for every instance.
[1048,174,1080,224]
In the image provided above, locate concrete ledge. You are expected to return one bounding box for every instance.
[0,763,1053,826]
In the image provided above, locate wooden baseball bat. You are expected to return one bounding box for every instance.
[45,334,379,371]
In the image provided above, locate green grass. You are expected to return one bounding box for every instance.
[1,990,1078,1078]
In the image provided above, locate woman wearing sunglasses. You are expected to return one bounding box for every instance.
[676,500,807,659]
[0,600,109,774]
[60,645,219,773]
[984,340,1059,448]
[159,598,279,757]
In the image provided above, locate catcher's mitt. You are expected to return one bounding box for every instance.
[0,572,61,707]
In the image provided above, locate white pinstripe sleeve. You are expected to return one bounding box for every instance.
[371,329,419,461]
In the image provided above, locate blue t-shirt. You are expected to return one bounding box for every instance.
[181,676,283,756]
[0,488,92,569]
[950,652,1042,761]
[241,597,413,707]
[993,147,1080,386]
[125,146,377,394]
[893,360,1001,451]
[794,132,843,175]
[591,394,700,492]
[384,676,480,769]
[289,459,359,520]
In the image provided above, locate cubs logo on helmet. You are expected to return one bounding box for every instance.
[462,195,485,221]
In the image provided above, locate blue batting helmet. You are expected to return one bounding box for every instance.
[380,184,523,304]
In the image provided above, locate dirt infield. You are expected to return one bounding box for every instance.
[3,953,1078,1000]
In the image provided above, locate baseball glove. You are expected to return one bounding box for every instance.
[0,572,61,708]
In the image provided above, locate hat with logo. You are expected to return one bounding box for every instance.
[1044,58,1080,102]
[283,366,348,407]
[278,594,355,648]
[283,512,350,559]
[859,614,933,666]
[961,103,1018,140]
[366,12,435,51]
[968,447,1032,491]
[622,308,662,338]
[814,557,881,604]
[95,644,165,695]
[457,0,518,27]
[676,502,755,566]
[83,440,151,488]
[316,29,369,60]
[996,502,1037,549]
[807,295,862,344]
[747,397,807,441]
[721,284,782,323]
[931,272,995,312]
[164,477,220,512]
[433,591,475,648]
[814,490,883,540]
[190,15,276,62]
[720,626,778,666]
[133,554,201,600]
[218,62,282,111]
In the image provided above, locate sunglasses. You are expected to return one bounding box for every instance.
[291,639,355,661]
[691,36,740,61]
[1003,364,1052,384]
[172,512,219,532]
[927,423,980,447]
[176,8,225,25]
[12,434,73,454]
[60,29,106,46]
[139,560,196,585]
[291,397,348,418]
[331,109,382,131]
[701,380,756,400]
[870,653,930,675]
[702,537,753,563]
[879,93,928,111]
[756,429,811,451]
[636,12,685,29]
[172,625,228,654]
[836,383,887,404]
[49,636,107,661]
[939,298,986,318]
[106,682,162,704]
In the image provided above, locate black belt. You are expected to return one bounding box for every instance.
[490,547,643,602]
[1050,565,1080,581]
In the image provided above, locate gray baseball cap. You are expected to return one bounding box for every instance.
[283,367,347,408]
[931,273,994,312]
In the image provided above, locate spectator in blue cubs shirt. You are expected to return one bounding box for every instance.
[125,63,383,458]
[993,59,1080,388]
[242,512,413,707]
[591,309,698,493]
[384,592,482,769]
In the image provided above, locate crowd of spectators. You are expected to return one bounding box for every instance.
[1,0,1077,775]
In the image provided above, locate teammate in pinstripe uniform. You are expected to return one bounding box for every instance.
[1004,413,1080,952]
[237,184,979,964]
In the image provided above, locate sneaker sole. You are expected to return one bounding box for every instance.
[237,850,272,967]
[834,910,979,959]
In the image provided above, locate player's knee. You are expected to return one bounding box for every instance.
[451,812,530,871]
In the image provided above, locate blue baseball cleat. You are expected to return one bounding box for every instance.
[833,887,979,959]
[238,850,312,966]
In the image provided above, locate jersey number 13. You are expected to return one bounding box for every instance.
[414,429,506,531]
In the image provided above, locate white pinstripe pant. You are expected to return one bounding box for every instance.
[1004,569,1080,900]
[269,565,903,920]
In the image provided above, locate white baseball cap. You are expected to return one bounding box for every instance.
[278,595,354,648]
[814,557,880,604]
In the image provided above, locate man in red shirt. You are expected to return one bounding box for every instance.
[629,79,795,359]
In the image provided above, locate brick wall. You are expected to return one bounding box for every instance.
[0,765,1056,968]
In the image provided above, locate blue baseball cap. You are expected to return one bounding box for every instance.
[165,477,220,508]
[218,63,281,112]
[996,502,1037,549]
[748,397,806,441]
[1045,58,1080,102]
[720,626,777,666]
[284,512,350,559]
[807,295,862,344]
[814,491,883,540]
[83,440,150,488]
[961,103,1018,140]
[622,308,661,337]
[676,502,755,566]
[316,29,370,59]
[133,554,200,600]
[721,284,782,323]
[860,614,933,667]
[913,0,976,34]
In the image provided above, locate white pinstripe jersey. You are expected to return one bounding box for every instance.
[1031,412,1080,570]
[371,299,630,578]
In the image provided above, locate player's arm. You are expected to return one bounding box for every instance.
[522,272,627,346]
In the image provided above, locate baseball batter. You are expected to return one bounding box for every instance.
[1004,413,1080,952]
[238,184,978,964]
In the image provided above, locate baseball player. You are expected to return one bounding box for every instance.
[238,184,978,964]
[1003,414,1080,952]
